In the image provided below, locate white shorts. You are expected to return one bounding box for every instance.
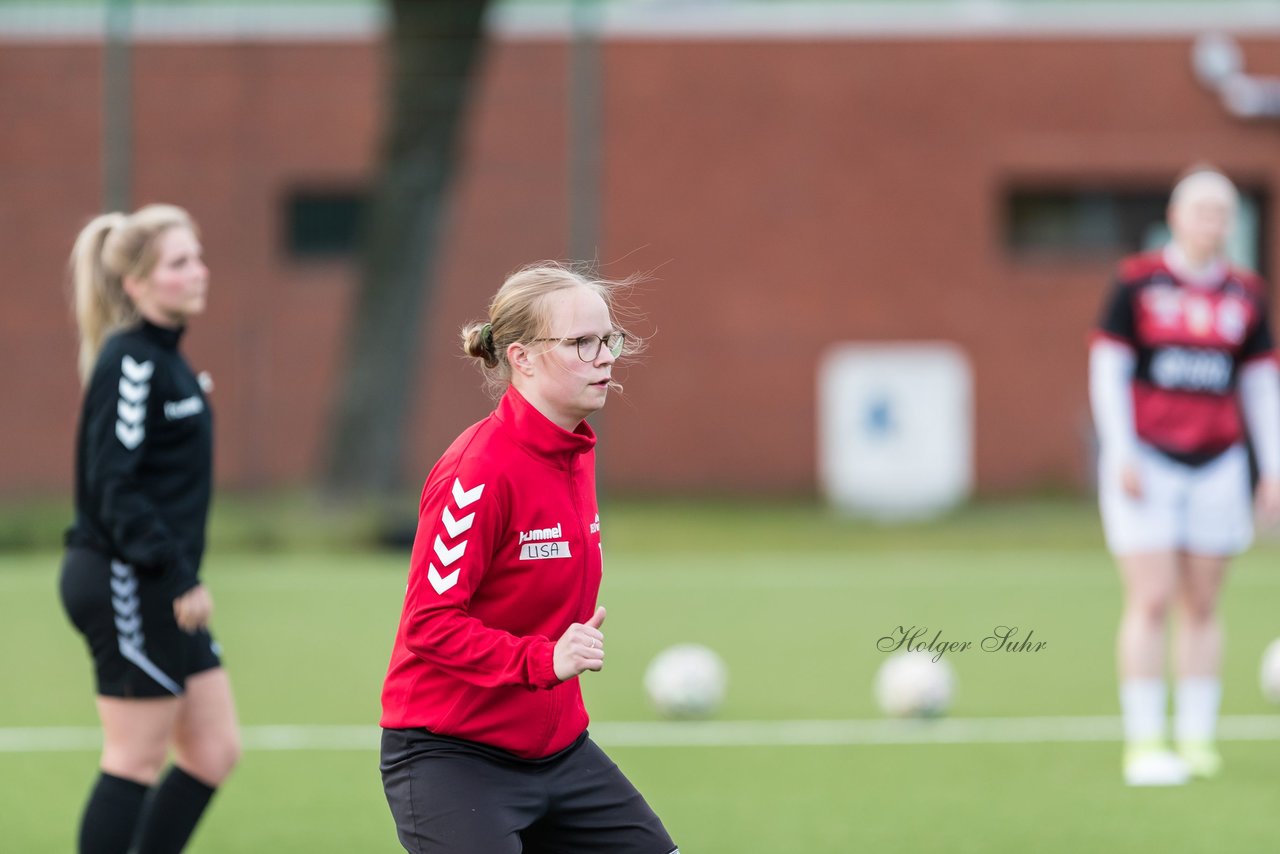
[1098,442,1253,557]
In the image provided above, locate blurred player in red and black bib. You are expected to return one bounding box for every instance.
[1090,168,1280,786]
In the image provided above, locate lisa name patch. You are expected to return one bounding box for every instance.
[520,541,572,561]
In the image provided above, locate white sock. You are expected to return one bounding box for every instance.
[1120,679,1167,744]
[1175,677,1221,743]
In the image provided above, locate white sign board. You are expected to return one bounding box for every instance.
[818,343,973,519]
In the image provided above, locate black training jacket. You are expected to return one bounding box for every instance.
[65,320,212,595]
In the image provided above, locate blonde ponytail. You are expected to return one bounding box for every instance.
[70,213,133,383]
[67,204,196,383]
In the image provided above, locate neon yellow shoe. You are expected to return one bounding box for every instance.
[1177,740,1223,779]
[1124,741,1190,786]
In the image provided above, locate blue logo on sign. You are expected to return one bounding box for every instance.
[864,395,896,439]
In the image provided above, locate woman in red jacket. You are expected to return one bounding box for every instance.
[380,263,677,854]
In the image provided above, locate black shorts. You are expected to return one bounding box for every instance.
[381,727,678,854]
[59,547,221,698]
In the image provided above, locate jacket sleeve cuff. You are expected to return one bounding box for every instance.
[530,640,560,689]
[169,559,200,597]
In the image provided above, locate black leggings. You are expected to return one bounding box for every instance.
[381,728,677,854]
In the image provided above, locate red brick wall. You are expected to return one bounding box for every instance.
[2,34,1278,497]
[1,44,103,493]
[594,38,1280,494]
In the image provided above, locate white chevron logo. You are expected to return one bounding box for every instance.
[451,478,485,508]
[109,561,146,646]
[117,400,145,425]
[441,506,475,538]
[427,480,483,594]
[121,355,154,383]
[434,536,466,566]
[110,575,137,598]
[116,422,144,449]
[116,357,152,450]
[427,563,460,595]
[114,614,141,635]
[118,377,150,404]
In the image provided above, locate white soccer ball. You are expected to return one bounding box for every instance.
[874,651,955,718]
[644,644,728,719]
[1260,639,1280,704]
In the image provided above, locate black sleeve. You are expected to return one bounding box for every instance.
[82,345,199,595]
[1241,297,1276,362]
[1097,280,1137,344]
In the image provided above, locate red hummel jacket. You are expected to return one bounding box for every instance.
[380,387,603,758]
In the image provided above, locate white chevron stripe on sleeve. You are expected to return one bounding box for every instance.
[121,355,155,383]
[427,479,483,594]
[115,422,144,450]
[441,506,475,538]
[427,564,461,595]
[433,536,466,566]
[118,377,150,404]
[115,357,151,449]
[116,400,145,426]
[451,478,485,508]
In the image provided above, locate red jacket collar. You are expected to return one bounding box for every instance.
[494,386,596,467]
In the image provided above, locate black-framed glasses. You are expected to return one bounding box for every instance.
[530,332,625,362]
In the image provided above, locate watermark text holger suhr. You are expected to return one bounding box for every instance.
[878,626,1047,662]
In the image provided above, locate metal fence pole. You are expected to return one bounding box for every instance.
[568,0,602,264]
[103,0,133,211]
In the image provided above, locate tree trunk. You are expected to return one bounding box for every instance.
[323,0,490,497]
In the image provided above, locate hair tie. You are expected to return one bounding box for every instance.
[481,323,494,348]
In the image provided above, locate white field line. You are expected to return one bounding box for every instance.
[4,715,1280,753]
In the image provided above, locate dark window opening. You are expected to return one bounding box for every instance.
[285,190,365,259]
[1004,186,1268,277]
